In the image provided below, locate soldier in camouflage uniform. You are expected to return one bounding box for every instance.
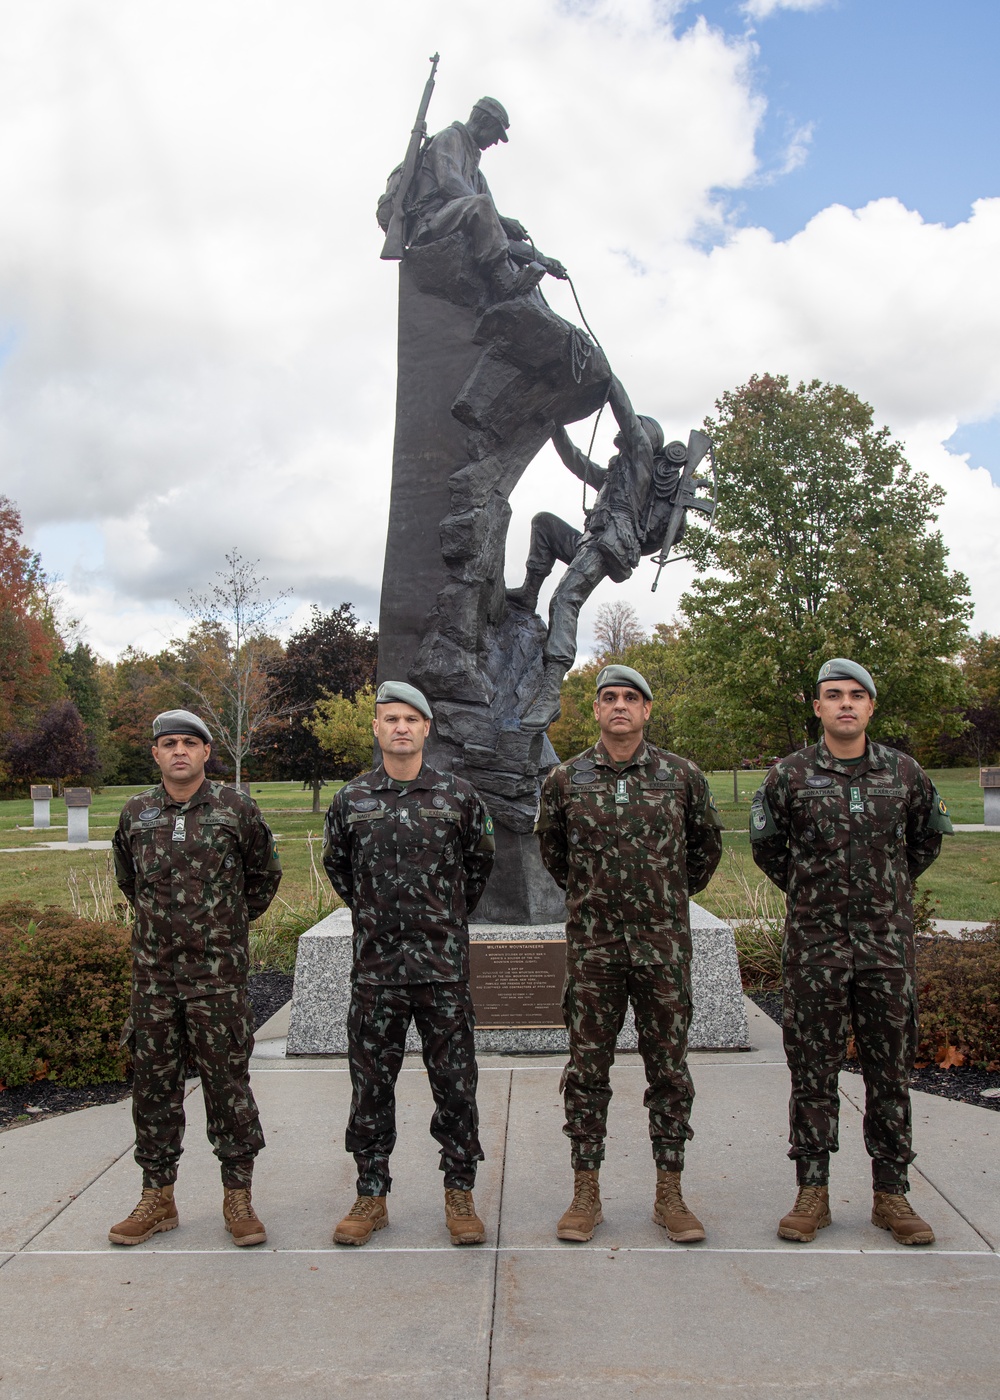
[323,681,496,1247]
[536,664,723,1242]
[108,709,281,1248]
[750,659,952,1246]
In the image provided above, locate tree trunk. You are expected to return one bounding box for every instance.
[312,777,322,814]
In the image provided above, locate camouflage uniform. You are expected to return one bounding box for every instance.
[536,739,723,1171]
[113,781,281,1190]
[323,762,495,1196]
[750,738,952,1192]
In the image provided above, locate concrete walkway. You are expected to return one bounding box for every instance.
[1,1000,997,1399]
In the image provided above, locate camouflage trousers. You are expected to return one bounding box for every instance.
[346,981,484,1196]
[561,951,694,1173]
[126,989,264,1190]
[783,961,917,1193]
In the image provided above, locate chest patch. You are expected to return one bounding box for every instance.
[573,758,596,772]
[352,798,380,812]
[572,773,598,785]
[805,775,833,789]
[138,806,161,822]
[432,795,447,809]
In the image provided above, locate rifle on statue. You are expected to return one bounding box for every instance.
[649,429,718,593]
[380,53,440,261]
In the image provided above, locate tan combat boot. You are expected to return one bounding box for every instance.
[444,1188,486,1246]
[557,1169,602,1242]
[872,1191,935,1246]
[653,1170,706,1242]
[108,1184,179,1246]
[223,1186,267,1247]
[333,1195,389,1246]
[777,1185,832,1242]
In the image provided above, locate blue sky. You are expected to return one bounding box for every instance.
[681,0,1000,489]
[691,1,1000,237]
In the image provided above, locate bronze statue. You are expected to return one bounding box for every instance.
[510,378,714,730]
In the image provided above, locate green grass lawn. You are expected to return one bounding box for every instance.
[0,781,343,912]
[705,766,988,829]
[698,830,999,925]
[0,773,995,922]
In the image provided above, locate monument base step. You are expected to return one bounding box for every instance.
[285,903,749,1056]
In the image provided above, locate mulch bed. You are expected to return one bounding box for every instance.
[748,990,1000,1112]
[0,971,296,1132]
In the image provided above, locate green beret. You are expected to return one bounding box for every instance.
[152,709,213,743]
[375,681,433,720]
[816,658,876,699]
[595,665,653,703]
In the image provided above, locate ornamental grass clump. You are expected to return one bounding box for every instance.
[915,921,1000,1072]
[0,901,131,1087]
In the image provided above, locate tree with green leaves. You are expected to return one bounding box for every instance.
[679,375,972,758]
[306,685,376,778]
[264,604,378,809]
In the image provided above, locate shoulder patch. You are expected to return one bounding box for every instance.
[927,786,954,835]
[749,791,779,841]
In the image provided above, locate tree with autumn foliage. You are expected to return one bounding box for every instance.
[3,699,99,790]
[0,496,64,736]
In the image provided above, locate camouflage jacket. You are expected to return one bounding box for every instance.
[113,780,282,997]
[536,739,723,965]
[749,738,952,972]
[322,763,496,986]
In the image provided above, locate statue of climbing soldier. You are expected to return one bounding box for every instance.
[377,94,568,302]
[510,376,715,730]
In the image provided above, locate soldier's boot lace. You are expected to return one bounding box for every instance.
[653,1170,706,1242]
[333,1194,389,1247]
[777,1184,832,1243]
[872,1191,935,1246]
[223,1186,267,1247]
[108,1184,179,1246]
[444,1188,486,1246]
[557,1169,603,1242]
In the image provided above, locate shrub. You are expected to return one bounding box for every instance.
[0,1036,42,1090]
[249,892,342,974]
[0,901,131,1087]
[916,921,1000,1071]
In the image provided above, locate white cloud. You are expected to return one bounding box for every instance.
[0,0,997,666]
[741,0,833,20]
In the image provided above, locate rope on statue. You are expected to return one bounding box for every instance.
[532,250,610,518]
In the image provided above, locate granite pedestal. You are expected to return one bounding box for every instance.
[30,784,52,829]
[286,902,749,1055]
[64,788,92,845]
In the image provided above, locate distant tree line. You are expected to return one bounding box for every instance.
[0,501,378,799]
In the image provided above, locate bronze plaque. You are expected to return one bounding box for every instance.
[470,939,567,1029]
